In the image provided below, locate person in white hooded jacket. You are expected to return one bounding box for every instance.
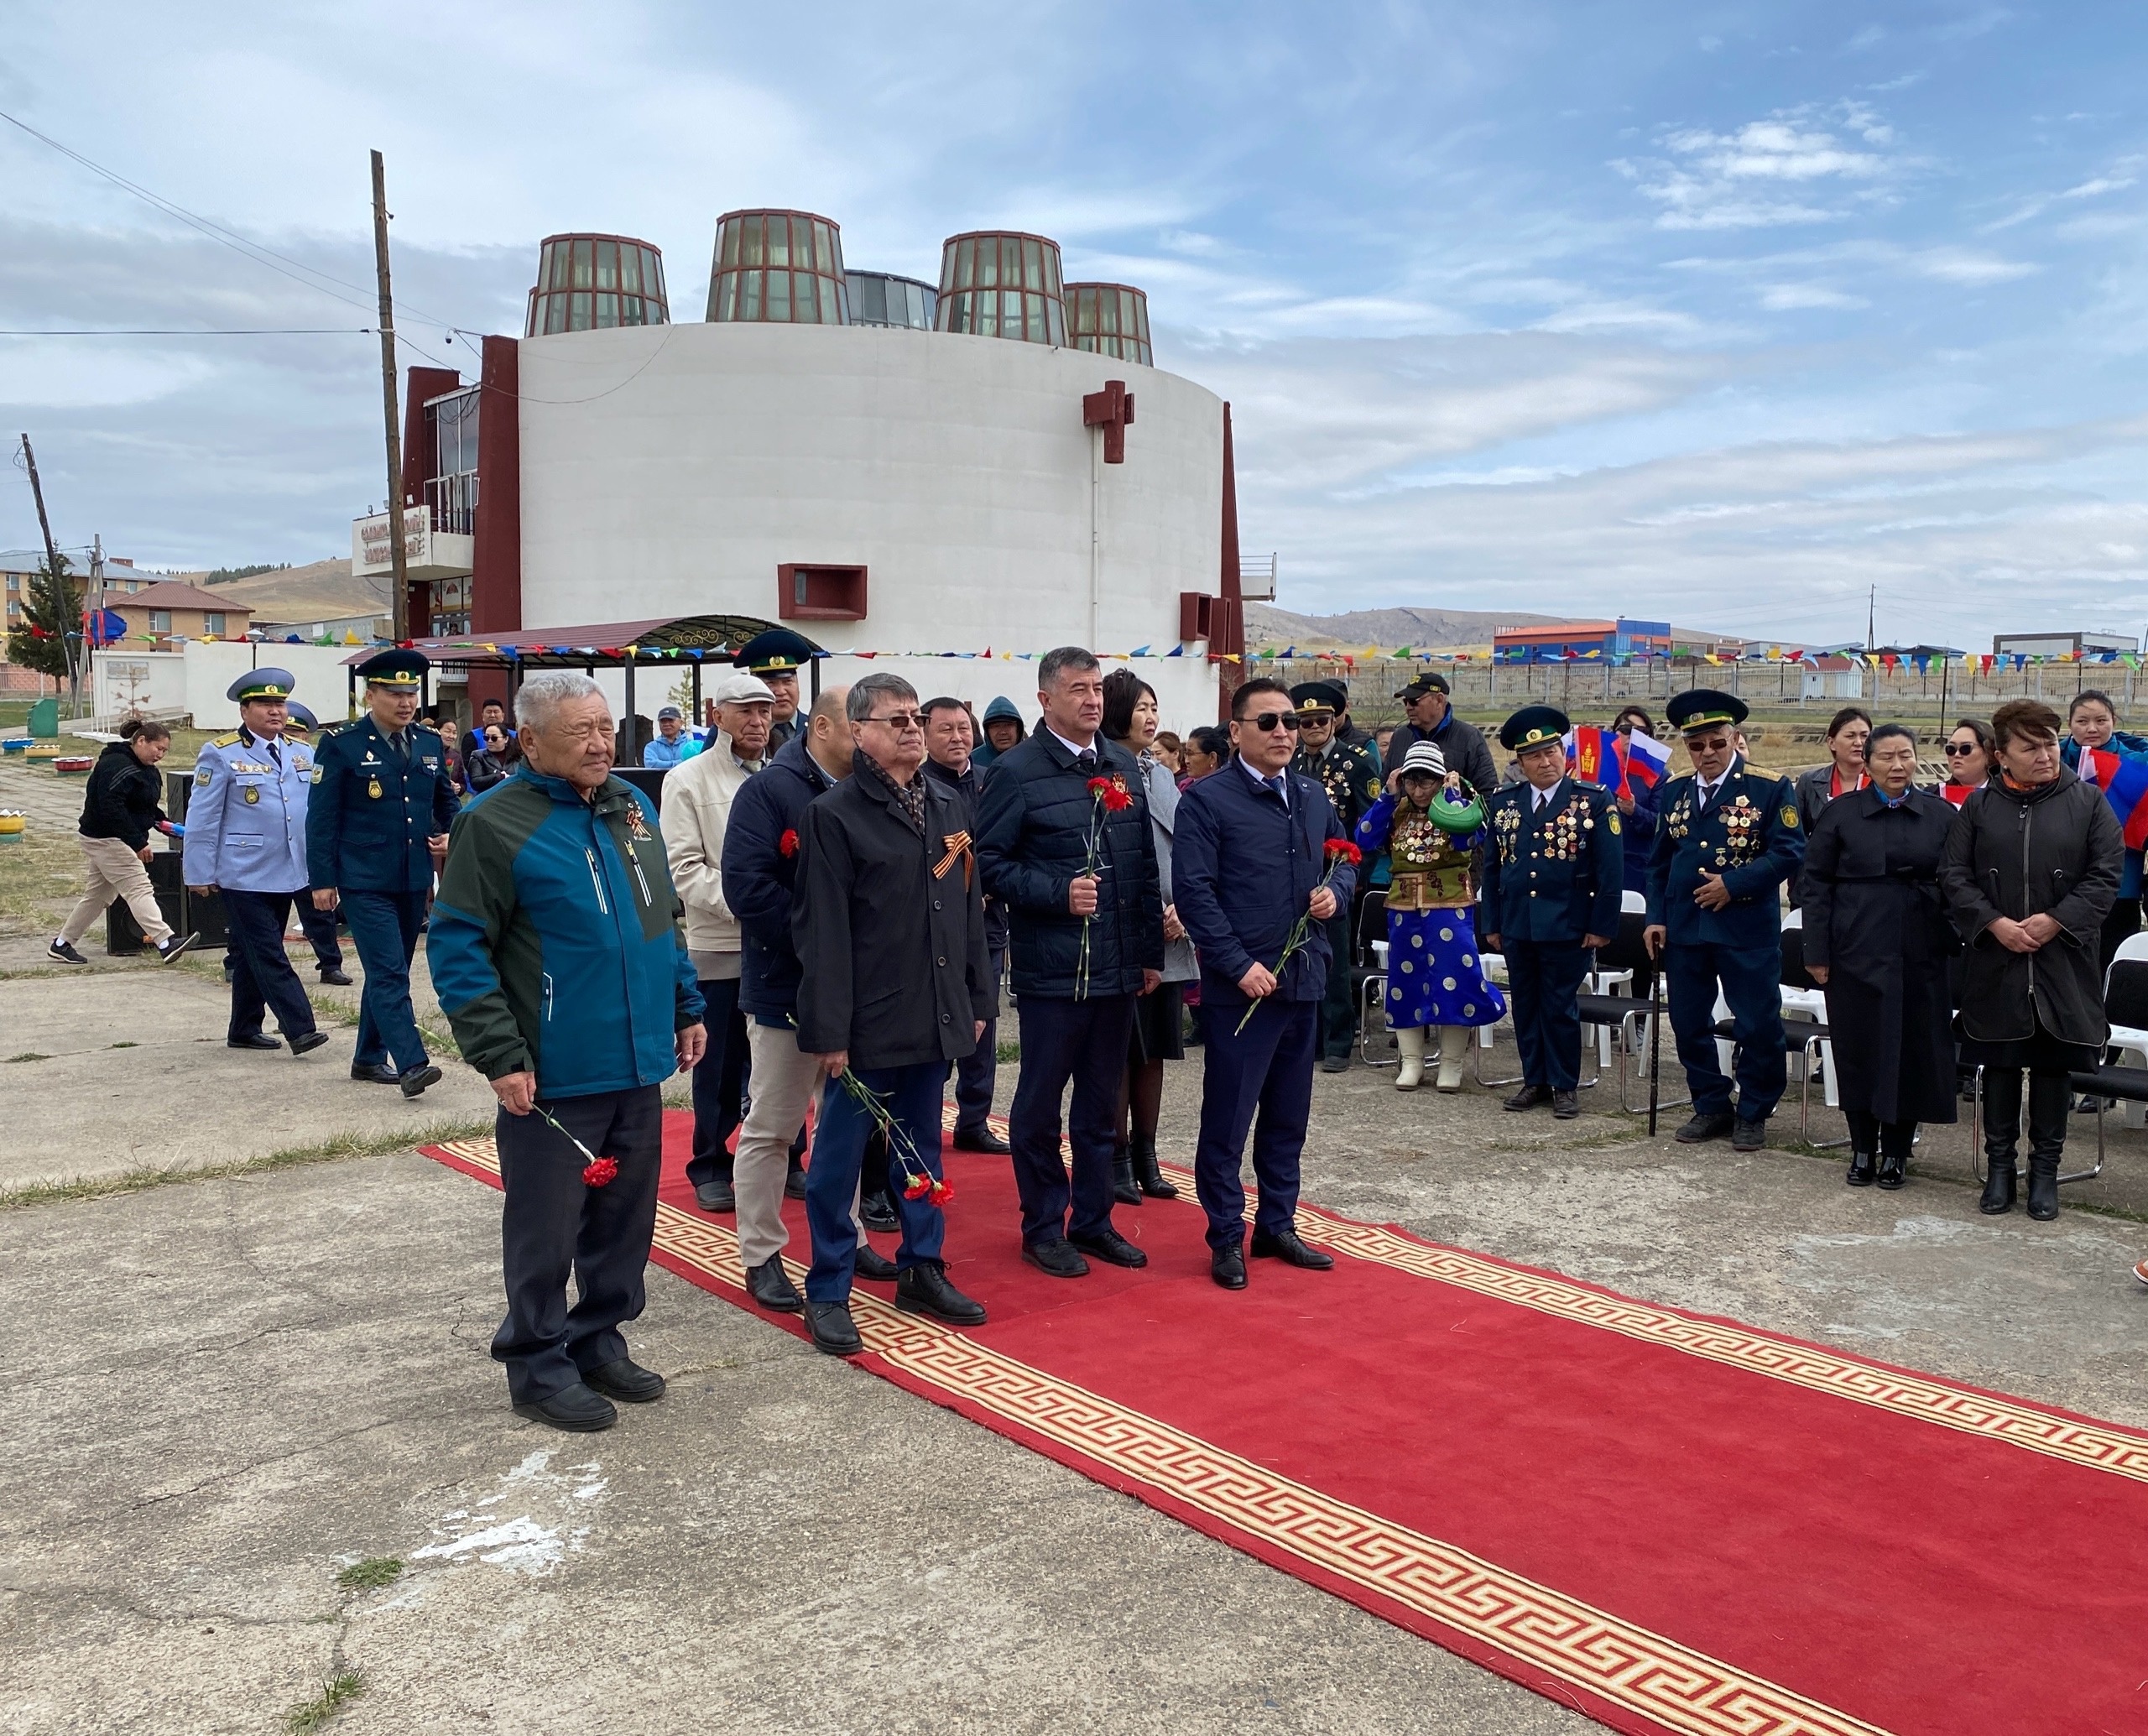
[660,672,776,1211]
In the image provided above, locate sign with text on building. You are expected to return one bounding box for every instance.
[351,506,474,582]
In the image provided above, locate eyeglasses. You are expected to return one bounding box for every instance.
[1943,743,1980,757]
[863,711,925,730]
[1240,712,1303,732]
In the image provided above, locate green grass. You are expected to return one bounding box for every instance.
[995,1040,1020,1064]
[4,1052,49,1063]
[287,1670,366,1733]
[0,1117,492,1212]
[336,1556,404,1592]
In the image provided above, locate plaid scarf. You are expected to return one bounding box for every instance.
[860,750,926,835]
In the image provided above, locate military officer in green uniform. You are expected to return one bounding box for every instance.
[1643,690,1805,1150]
[1290,680,1385,1071]
[305,649,460,1097]
[734,628,817,749]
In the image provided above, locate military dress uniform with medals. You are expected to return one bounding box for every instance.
[734,628,816,749]
[1290,680,1386,1067]
[1478,706,1623,1110]
[305,650,460,1087]
[1644,691,1804,1143]
[181,669,326,1053]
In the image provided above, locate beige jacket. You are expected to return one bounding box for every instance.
[660,732,761,957]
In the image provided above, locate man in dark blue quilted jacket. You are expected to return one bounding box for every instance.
[977,646,1165,1277]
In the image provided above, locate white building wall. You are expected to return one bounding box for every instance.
[515,321,1226,726]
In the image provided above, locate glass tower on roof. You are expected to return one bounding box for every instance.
[707,210,849,324]
[525,234,669,336]
[936,232,1066,345]
[846,270,936,331]
[1064,282,1152,367]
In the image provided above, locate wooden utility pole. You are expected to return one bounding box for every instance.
[18,432,79,711]
[371,149,409,644]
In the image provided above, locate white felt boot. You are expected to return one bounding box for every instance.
[1394,1025,1426,1091]
[1436,1026,1469,1092]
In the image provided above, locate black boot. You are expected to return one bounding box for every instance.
[1875,1121,1912,1191]
[2026,1072,2069,1222]
[1130,1133,1177,1199]
[1845,1110,1877,1187]
[1111,1145,1141,1207]
[1979,1069,2021,1215]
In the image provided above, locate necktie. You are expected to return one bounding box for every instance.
[1265,774,1288,807]
[1076,749,1097,774]
[267,740,281,769]
[391,730,409,761]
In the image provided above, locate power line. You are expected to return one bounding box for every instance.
[0,327,375,336]
[0,107,476,339]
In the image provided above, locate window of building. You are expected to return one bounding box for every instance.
[525,234,670,337]
[149,610,171,633]
[777,563,867,622]
[203,613,226,636]
[1065,282,1153,367]
[707,211,849,325]
[936,232,1066,346]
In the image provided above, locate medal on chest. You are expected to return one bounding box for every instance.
[368,779,383,800]
[243,785,260,805]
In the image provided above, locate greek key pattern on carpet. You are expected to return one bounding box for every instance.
[428,1134,1885,1736]
[1259,1182,2148,1488]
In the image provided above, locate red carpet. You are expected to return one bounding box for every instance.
[424,1110,2148,1736]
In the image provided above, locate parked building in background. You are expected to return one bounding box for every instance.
[1993,629,2141,659]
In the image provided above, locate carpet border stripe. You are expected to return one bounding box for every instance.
[424,1134,1889,1736]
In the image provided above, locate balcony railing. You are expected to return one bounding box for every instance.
[426,471,479,538]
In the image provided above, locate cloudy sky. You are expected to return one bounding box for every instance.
[3,1,2145,648]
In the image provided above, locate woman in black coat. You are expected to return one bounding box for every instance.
[49,718,196,965]
[1941,699,2123,1221]
[1801,725,1958,1189]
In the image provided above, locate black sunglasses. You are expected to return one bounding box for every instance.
[1943,742,1980,756]
[1240,711,1303,732]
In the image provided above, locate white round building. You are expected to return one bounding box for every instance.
[359,213,1251,733]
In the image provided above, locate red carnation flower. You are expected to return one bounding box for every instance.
[928,1179,954,1206]
[1326,839,1363,865]
[778,828,799,858]
[1089,775,1134,813]
[581,1156,619,1187]
[902,1173,934,1201]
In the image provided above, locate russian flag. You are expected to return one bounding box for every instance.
[1620,729,1670,795]
[2078,747,2148,849]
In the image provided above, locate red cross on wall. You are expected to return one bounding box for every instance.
[1082,378,1136,463]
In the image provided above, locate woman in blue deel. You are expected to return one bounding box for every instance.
[1357,741,1506,1092]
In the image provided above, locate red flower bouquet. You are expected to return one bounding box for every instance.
[1235,838,1363,1033]
[778,828,800,858]
[1074,774,1135,998]
[534,1106,622,1188]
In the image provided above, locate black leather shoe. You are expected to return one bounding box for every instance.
[1251,1228,1335,1269]
[860,1191,899,1232]
[784,1160,808,1202]
[1111,1155,1142,1206]
[1022,1238,1090,1279]
[350,1061,400,1085]
[805,1301,864,1357]
[745,1255,802,1312]
[2026,1157,2061,1222]
[1551,1089,1579,1119]
[693,1179,736,1212]
[1070,1226,1149,1268]
[951,1125,1010,1155]
[289,1030,331,1056]
[513,1382,617,1432]
[1731,1117,1766,1153]
[895,1259,988,1327]
[852,1243,899,1282]
[1846,1149,1877,1186]
[1675,1112,1736,1144]
[1212,1245,1248,1290]
[1876,1150,1908,1191]
[1321,1055,1351,1074]
[227,1032,280,1050]
[1130,1135,1177,1198]
[582,1356,665,1403]
[1504,1083,1548,1112]
[399,1062,441,1097]
[316,966,353,986]
[1979,1156,2016,1215]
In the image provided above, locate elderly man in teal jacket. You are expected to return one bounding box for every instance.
[430,671,706,1434]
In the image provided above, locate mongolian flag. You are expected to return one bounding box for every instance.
[1567,725,1615,786]
[2077,747,2148,849]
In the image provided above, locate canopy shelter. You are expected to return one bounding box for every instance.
[340,614,819,735]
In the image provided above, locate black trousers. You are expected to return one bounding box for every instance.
[686,977,749,1187]
[295,894,343,970]
[1505,938,1592,1091]
[492,1084,663,1405]
[221,889,317,1043]
[1009,993,1135,1246]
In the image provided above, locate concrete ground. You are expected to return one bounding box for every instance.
[5,759,2147,1733]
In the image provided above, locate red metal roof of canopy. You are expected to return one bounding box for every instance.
[339,613,808,669]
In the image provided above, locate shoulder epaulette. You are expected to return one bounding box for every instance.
[211,731,242,748]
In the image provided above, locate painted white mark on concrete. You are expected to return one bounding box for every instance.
[407,1449,606,1577]
[411,1516,565,1574]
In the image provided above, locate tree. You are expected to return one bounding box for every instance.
[6,550,81,680]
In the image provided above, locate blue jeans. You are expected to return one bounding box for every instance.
[806,1061,946,1304]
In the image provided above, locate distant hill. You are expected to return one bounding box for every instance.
[185,557,388,625]
[1243,602,1739,651]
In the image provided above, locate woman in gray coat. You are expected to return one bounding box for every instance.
[1941,698,2123,1221]
[1104,670,1197,1202]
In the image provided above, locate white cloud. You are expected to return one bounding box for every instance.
[1906,248,2039,284]
[2063,176,2136,200]
[1759,283,1868,310]
[1620,102,1908,232]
